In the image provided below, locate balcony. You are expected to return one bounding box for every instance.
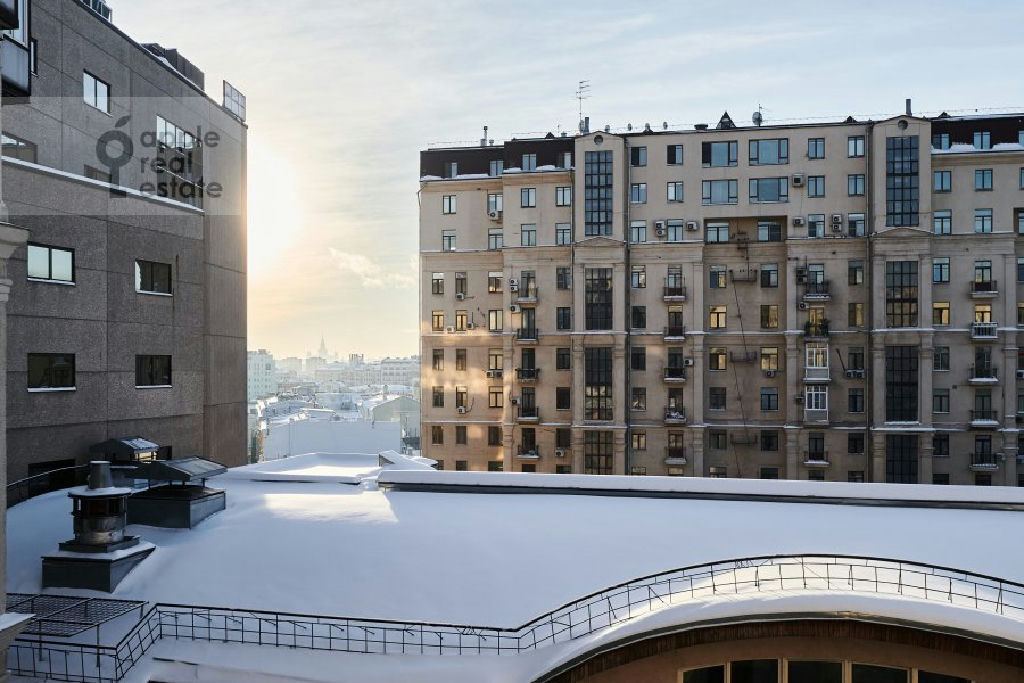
[970,452,999,472]
[803,451,831,468]
[804,366,831,383]
[804,408,829,424]
[802,281,832,301]
[730,269,758,283]
[516,448,540,460]
[662,283,688,301]
[971,322,998,340]
[1,36,30,97]
[664,409,688,425]
[970,409,999,427]
[663,325,687,340]
[662,366,687,382]
[516,327,539,343]
[804,320,830,340]
[517,406,539,422]
[664,447,687,466]
[970,280,998,298]
[517,287,538,304]
[516,368,540,382]
[968,366,998,385]
[730,351,757,364]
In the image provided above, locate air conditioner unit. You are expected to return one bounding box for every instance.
[794,395,804,404]
[845,370,864,379]
[488,210,502,221]
[510,304,521,313]
[457,406,467,414]
[683,358,695,367]
[486,369,500,378]
[685,221,700,231]
[465,321,475,329]
[795,267,808,284]
[509,284,520,293]
[445,326,456,333]
[455,292,466,301]
[510,397,520,405]
[831,223,843,233]
[654,220,666,232]
[555,449,566,458]
[655,226,667,237]
[798,302,809,311]
[792,173,806,187]
[793,216,806,227]
[509,278,519,288]
[831,213,843,226]
[765,370,778,378]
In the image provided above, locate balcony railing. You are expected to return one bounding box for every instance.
[517,406,539,421]
[803,281,832,300]
[516,327,539,341]
[804,320,830,339]
[663,325,686,339]
[516,448,540,460]
[730,269,758,283]
[804,451,830,467]
[971,280,998,296]
[516,368,540,381]
[969,366,998,382]
[804,366,831,382]
[970,452,999,471]
[517,287,538,303]
[663,366,687,382]
[664,409,687,424]
[971,322,998,339]
[804,408,829,423]
[970,409,998,425]
[662,283,687,300]
[664,447,687,464]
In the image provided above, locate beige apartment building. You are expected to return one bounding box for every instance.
[419,108,1024,485]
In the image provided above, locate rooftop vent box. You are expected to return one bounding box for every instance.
[142,43,206,90]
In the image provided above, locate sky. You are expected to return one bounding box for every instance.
[113,0,1024,360]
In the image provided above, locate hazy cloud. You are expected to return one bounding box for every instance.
[329,249,416,290]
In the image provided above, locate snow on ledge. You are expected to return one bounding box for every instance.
[377,470,1024,507]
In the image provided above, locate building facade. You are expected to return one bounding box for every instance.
[247,349,277,401]
[2,0,248,481]
[420,109,1024,484]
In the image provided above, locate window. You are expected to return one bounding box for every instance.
[847,173,865,196]
[667,181,684,202]
[885,346,919,422]
[455,348,467,370]
[885,261,918,328]
[975,208,993,233]
[848,213,866,237]
[488,386,503,408]
[629,183,647,204]
[584,150,613,236]
[630,346,646,371]
[555,428,571,449]
[431,387,445,408]
[933,346,950,371]
[631,305,646,330]
[83,71,110,112]
[27,243,74,283]
[760,347,779,371]
[521,153,537,171]
[702,140,737,167]
[760,305,778,329]
[847,135,865,157]
[749,138,789,165]
[807,214,825,238]
[667,144,683,165]
[709,347,727,371]
[455,425,467,445]
[556,386,571,411]
[453,272,467,296]
[849,433,866,454]
[1018,258,1024,284]
[709,265,727,288]
[629,220,646,243]
[487,229,503,250]
[749,177,788,203]
[584,348,613,420]
[584,431,613,475]
[430,272,444,295]
[520,224,536,247]
[454,310,468,331]
[932,302,950,326]
[629,146,647,167]
[431,310,445,331]
[709,466,727,478]
[885,135,920,227]
[1021,167,1024,190]
[488,461,503,472]
[849,388,865,413]
[805,385,828,412]
[848,346,865,371]
[666,220,684,241]
[555,186,571,206]
[631,265,646,289]
[431,349,444,371]
[758,220,782,242]
[705,221,729,244]
[443,162,457,179]
[761,431,779,452]
[454,386,468,409]
[585,268,613,331]
[702,180,738,205]
[487,309,503,332]
[488,160,503,177]
[933,435,949,456]
[556,348,571,370]
[2,132,37,162]
[1019,303,1024,326]
[933,388,950,413]
[486,193,503,215]
[975,168,993,190]
[135,260,172,295]
[933,170,951,192]
[932,132,950,150]
[520,188,536,208]
[431,426,444,445]
[556,307,571,330]
[931,257,949,284]
[554,222,572,245]
[558,151,572,168]
[709,305,727,329]
[442,195,456,214]
[974,131,991,150]
[808,137,825,159]
[631,431,646,451]
[631,387,646,411]
[933,210,951,235]
[27,353,75,390]
[709,432,727,450]
[488,349,502,372]
[760,264,778,288]
[848,260,864,286]
[807,175,825,197]
[709,387,727,410]
[760,387,779,412]
[849,302,865,327]
[442,230,456,251]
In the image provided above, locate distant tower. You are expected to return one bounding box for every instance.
[318,335,329,359]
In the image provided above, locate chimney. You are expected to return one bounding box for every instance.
[480,125,488,147]
[905,98,912,116]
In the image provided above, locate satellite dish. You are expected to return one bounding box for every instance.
[752,111,763,126]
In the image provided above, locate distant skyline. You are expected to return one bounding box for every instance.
[115,0,1024,359]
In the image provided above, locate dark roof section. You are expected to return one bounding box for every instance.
[930,114,1024,146]
[90,437,160,460]
[140,44,205,90]
[124,457,227,482]
[420,135,574,178]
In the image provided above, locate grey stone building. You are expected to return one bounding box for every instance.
[1,0,247,483]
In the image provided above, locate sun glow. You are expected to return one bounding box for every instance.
[247,134,305,275]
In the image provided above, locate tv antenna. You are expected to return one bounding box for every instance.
[576,80,591,126]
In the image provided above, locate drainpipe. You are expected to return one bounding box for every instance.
[864,122,875,482]
[623,136,633,476]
